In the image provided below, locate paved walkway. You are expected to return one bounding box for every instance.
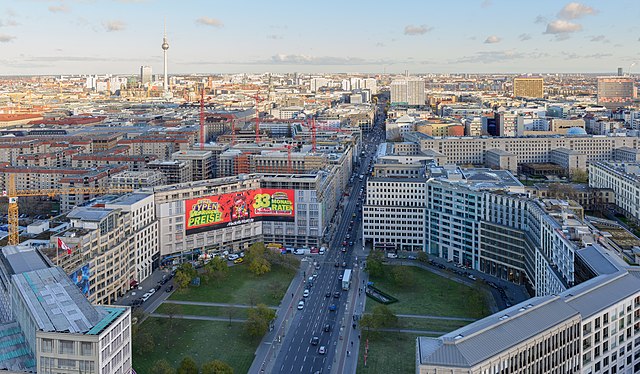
[395,313,476,322]
[372,327,448,335]
[149,313,246,323]
[162,300,277,310]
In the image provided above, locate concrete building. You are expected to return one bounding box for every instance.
[550,148,587,175]
[109,170,167,190]
[172,150,214,181]
[0,245,131,374]
[485,149,518,173]
[147,160,192,185]
[140,65,152,85]
[597,77,635,108]
[417,249,640,374]
[403,131,640,170]
[497,111,518,137]
[390,78,426,106]
[513,76,544,98]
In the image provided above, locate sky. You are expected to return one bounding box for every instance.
[1,0,640,75]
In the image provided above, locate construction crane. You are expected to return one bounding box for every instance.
[4,174,133,246]
[303,119,352,152]
[200,88,205,150]
[243,92,266,144]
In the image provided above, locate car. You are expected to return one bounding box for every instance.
[166,285,174,292]
[335,262,340,268]
[233,257,244,264]
[329,304,337,312]
[297,301,304,310]
[387,253,398,259]
[346,234,351,239]
[239,251,245,258]
[338,274,343,280]
[141,293,152,302]
[325,291,331,298]
[160,278,168,285]
[342,241,347,246]
[303,289,310,297]
[312,272,318,279]
[407,255,417,260]
[315,264,321,270]
[324,324,331,332]
[155,285,161,291]
[148,288,156,295]
[349,241,354,246]
[311,336,319,346]
[318,346,326,354]
[341,247,346,253]
[342,261,347,267]
[333,291,340,298]
[227,254,239,261]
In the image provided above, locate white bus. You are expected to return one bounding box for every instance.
[342,269,352,290]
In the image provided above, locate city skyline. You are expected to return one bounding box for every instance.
[1,0,639,75]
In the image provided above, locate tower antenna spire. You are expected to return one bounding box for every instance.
[161,19,170,97]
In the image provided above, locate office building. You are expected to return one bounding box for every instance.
[597,77,635,108]
[390,78,426,106]
[0,245,131,374]
[172,150,214,181]
[589,162,640,221]
[417,248,640,374]
[109,170,167,190]
[513,77,544,98]
[140,65,152,85]
[147,160,192,185]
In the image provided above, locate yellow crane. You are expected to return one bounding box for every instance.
[5,174,133,245]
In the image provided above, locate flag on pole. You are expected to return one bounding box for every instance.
[57,238,72,255]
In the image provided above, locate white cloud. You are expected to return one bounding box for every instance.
[484,35,501,44]
[562,52,611,59]
[558,2,598,19]
[519,33,532,41]
[48,4,70,13]
[404,24,432,36]
[0,34,16,42]
[0,19,18,27]
[544,19,582,38]
[196,17,223,28]
[481,0,492,8]
[103,20,126,32]
[590,35,609,43]
[534,15,547,24]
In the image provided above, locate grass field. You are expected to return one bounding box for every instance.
[396,316,469,332]
[366,265,490,319]
[154,304,250,320]
[132,318,257,373]
[169,263,296,306]
[356,332,425,374]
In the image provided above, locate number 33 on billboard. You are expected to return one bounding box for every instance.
[253,193,271,209]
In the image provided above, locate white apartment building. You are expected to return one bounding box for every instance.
[105,193,158,282]
[589,162,640,221]
[390,78,426,106]
[418,252,640,374]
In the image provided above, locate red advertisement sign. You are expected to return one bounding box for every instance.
[185,189,295,235]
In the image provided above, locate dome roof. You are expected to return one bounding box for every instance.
[566,127,587,136]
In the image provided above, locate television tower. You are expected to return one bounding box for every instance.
[161,21,169,94]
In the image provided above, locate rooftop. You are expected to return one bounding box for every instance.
[1,245,51,275]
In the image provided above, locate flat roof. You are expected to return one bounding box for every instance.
[1,246,50,275]
[12,267,104,334]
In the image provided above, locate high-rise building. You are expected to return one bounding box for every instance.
[597,76,635,108]
[513,77,544,98]
[140,65,152,85]
[390,78,425,106]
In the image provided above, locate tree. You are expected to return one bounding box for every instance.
[571,169,588,183]
[163,303,183,347]
[204,256,229,283]
[245,242,267,264]
[174,270,191,290]
[245,303,276,338]
[177,356,198,374]
[150,359,176,374]
[360,314,377,339]
[372,304,398,328]
[248,256,271,276]
[366,251,384,278]
[417,251,428,263]
[202,360,234,374]
[133,330,154,356]
[391,266,414,286]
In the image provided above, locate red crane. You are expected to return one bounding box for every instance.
[231,118,237,146]
[305,119,351,152]
[199,89,205,150]
[245,92,265,144]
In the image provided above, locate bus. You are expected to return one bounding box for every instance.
[342,269,352,290]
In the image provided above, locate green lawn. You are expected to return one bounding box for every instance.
[154,304,250,319]
[132,318,257,373]
[356,332,425,374]
[170,264,296,306]
[366,265,490,319]
[396,316,469,332]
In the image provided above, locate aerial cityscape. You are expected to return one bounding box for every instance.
[1,1,640,374]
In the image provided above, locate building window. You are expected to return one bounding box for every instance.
[41,338,53,353]
[81,342,93,356]
[59,340,75,355]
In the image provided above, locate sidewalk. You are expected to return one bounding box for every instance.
[248,259,313,374]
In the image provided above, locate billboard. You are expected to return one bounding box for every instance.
[185,188,295,235]
[70,264,91,297]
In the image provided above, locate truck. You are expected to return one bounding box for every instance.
[342,269,352,290]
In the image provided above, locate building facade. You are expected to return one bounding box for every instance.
[513,77,544,98]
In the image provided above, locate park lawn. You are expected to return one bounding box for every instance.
[154,304,250,320]
[356,332,426,374]
[132,317,256,374]
[170,264,296,306]
[366,265,490,319]
[396,316,469,333]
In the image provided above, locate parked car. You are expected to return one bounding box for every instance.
[166,285,174,292]
[297,301,304,310]
[233,257,244,264]
[303,289,310,297]
[387,253,398,259]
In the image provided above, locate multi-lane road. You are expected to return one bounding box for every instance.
[271,114,385,374]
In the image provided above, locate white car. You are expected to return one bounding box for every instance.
[141,293,152,302]
[303,289,310,297]
[318,346,326,354]
[387,253,398,259]
[297,301,305,310]
[227,254,239,261]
